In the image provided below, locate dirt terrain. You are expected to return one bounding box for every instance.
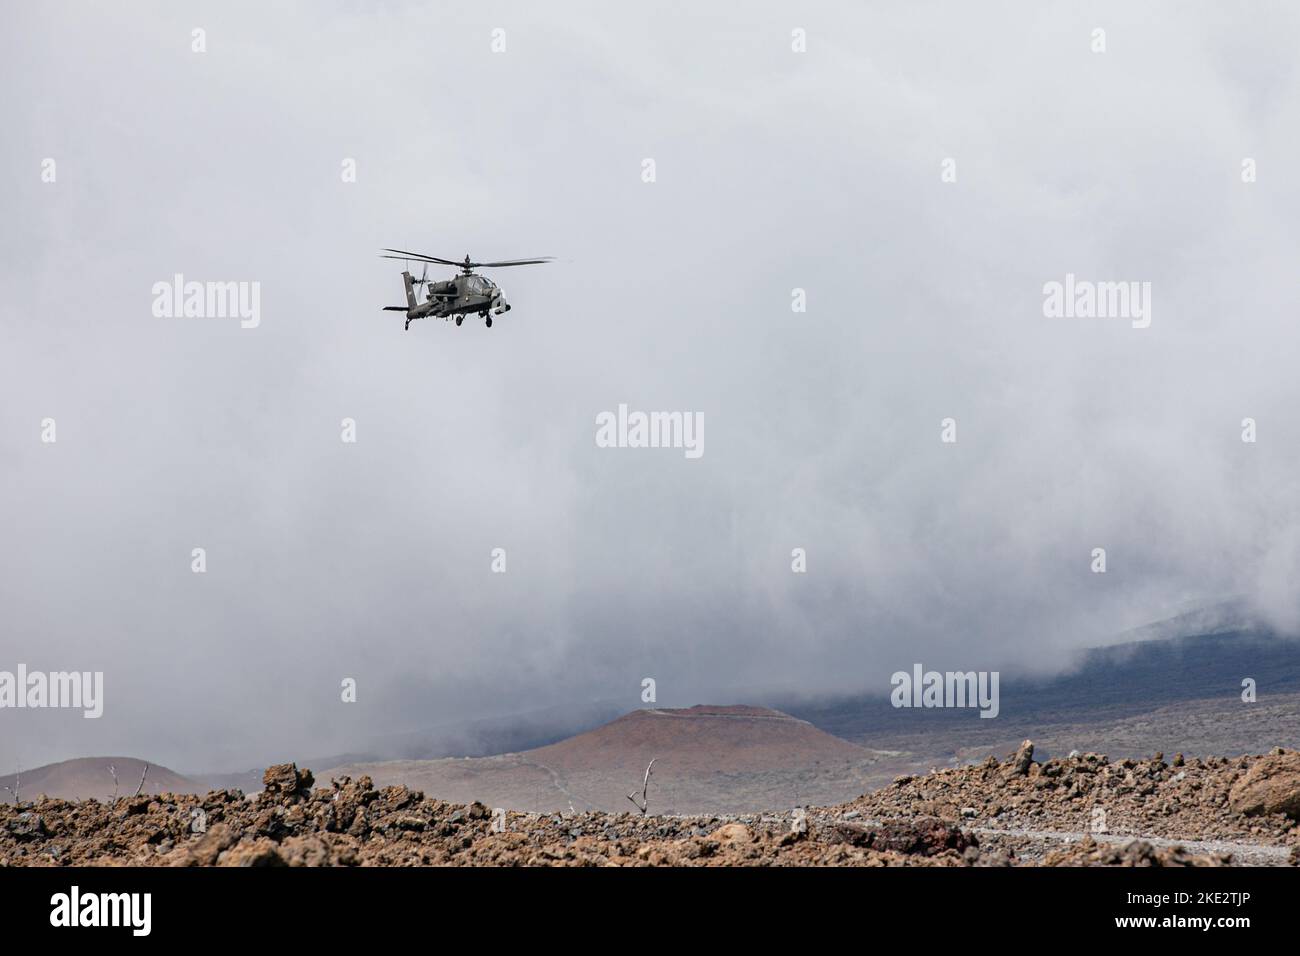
[0,757,199,803]
[4,745,1298,867]
[321,705,893,813]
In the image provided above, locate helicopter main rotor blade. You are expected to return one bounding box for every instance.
[380,249,555,268]
[379,254,461,266]
[475,257,554,267]
[379,248,464,266]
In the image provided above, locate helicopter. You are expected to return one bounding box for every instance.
[379,249,552,331]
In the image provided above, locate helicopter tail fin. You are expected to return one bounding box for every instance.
[401,271,419,309]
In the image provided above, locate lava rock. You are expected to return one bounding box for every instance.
[7,812,47,841]
[262,763,314,796]
[1229,752,1300,819]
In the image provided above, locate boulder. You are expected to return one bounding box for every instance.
[826,817,976,856]
[220,838,286,867]
[1009,740,1035,776]
[1229,753,1300,819]
[165,822,240,866]
[262,763,314,796]
[7,812,46,841]
[712,823,753,844]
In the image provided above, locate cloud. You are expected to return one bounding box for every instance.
[2,1,1298,771]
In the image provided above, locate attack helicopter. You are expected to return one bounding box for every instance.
[380,249,552,331]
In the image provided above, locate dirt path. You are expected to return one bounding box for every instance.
[970,825,1291,866]
[517,756,596,813]
[802,807,1292,865]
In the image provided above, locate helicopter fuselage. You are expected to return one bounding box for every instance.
[401,270,511,322]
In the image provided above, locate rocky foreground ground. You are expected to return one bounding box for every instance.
[3,744,1299,867]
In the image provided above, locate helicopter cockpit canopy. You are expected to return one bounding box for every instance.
[465,275,495,294]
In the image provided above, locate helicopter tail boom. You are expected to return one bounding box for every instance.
[401,270,420,309]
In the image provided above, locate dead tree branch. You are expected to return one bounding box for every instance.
[626,758,656,816]
[133,763,149,797]
[108,763,119,800]
[1,764,19,805]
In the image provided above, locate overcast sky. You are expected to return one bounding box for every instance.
[3,2,1299,773]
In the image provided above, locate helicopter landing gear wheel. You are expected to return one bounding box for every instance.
[486,316,493,328]
[404,318,411,331]
[455,315,463,326]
